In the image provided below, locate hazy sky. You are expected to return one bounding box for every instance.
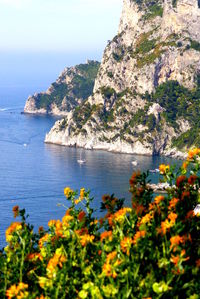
[0,0,122,52]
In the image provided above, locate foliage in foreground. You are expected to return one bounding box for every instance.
[0,150,200,299]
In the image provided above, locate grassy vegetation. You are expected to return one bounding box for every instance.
[73,103,100,130]
[144,78,200,149]
[172,0,178,8]
[143,4,163,20]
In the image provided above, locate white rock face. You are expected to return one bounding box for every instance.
[45,0,200,158]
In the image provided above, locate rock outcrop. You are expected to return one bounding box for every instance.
[45,0,200,157]
[24,60,100,115]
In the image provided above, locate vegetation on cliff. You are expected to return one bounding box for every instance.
[0,149,200,298]
[25,61,100,113]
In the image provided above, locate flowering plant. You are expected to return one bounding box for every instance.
[0,149,200,298]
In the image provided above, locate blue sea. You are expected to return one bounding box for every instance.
[0,52,178,247]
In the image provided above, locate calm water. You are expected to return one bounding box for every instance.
[0,85,178,247]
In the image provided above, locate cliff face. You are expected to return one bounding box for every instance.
[45,0,200,157]
[24,60,100,116]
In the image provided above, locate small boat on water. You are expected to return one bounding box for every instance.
[149,168,159,173]
[77,159,86,164]
[131,160,138,166]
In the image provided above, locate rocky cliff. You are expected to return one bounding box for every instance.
[45,0,200,157]
[24,60,100,116]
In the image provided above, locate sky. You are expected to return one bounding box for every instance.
[0,0,122,94]
[0,0,122,52]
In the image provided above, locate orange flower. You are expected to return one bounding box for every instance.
[78,210,86,222]
[26,253,42,262]
[120,237,133,255]
[140,213,153,225]
[6,283,28,299]
[12,205,19,218]
[170,255,180,266]
[39,234,49,248]
[169,198,179,210]
[188,175,198,185]
[159,213,177,235]
[154,195,165,205]
[176,175,186,187]
[132,203,145,215]
[47,252,66,278]
[129,171,141,186]
[170,235,184,251]
[160,219,172,235]
[79,234,95,246]
[182,161,188,170]
[100,231,113,242]
[159,164,170,174]
[168,212,178,222]
[106,251,117,262]
[38,226,44,234]
[75,227,88,236]
[6,222,22,242]
[187,148,200,160]
[196,259,200,267]
[181,191,190,200]
[185,210,195,219]
[102,251,119,279]
[55,220,63,237]
[133,230,146,244]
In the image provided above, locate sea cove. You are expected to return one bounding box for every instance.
[0,86,179,247]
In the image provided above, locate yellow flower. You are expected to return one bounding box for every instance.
[64,187,73,198]
[38,277,52,289]
[75,198,81,205]
[113,207,132,223]
[159,164,170,174]
[62,214,74,227]
[80,188,85,200]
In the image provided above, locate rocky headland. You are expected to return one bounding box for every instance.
[24,60,100,116]
[44,0,200,158]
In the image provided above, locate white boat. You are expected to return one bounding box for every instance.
[77,150,86,164]
[23,143,27,147]
[77,159,86,164]
[149,168,159,173]
[131,160,138,166]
